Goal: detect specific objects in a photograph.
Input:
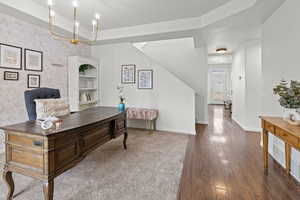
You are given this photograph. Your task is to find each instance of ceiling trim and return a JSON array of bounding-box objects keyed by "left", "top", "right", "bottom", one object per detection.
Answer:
[
  {"left": 96, "top": 0, "right": 257, "bottom": 44},
  {"left": 0, "top": 0, "right": 257, "bottom": 45}
]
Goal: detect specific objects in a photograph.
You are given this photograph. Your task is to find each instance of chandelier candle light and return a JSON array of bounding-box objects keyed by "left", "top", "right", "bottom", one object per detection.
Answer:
[{"left": 47, "top": 0, "right": 100, "bottom": 45}]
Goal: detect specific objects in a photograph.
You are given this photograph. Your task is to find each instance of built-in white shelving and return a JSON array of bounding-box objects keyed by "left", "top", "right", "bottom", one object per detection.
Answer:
[
  {"left": 80, "top": 100, "right": 98, "bottom": 105},
  {"left": 79, "top": 88, "right": 98, "bottom": 91},
  {"left": 68, "top": 56, "right": 99, "bottom": 112},
  {"left": 79, "top": 75, "right": 97, "bottom": 78}
]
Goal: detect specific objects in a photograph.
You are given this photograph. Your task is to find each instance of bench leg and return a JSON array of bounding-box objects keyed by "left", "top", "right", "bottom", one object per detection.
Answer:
[
  {"left": 150, "top": 120, "right": 157, "bottom": 134},
  {"left": 146, "top": 120, "right": 149, "bottom": 130},
  {"left": 149, "top": 120, "right": 153, "bottom": 134}
]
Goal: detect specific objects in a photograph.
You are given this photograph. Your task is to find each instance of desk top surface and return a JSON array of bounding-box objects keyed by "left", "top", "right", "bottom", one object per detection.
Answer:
[
  {"left": 1, "top": 107, "right": 125, "bottom": 136},
  {"left": 261, "top": 116, "right": 300, "bottom": 138}
]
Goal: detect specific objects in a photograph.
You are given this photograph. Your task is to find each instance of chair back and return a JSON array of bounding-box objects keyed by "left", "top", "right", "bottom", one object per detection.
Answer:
[{"left": 24, "top": 88, "right": 60, "bottom": 120}]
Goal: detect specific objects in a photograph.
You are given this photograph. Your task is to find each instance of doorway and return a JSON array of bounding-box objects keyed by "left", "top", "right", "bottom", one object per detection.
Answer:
[{"left": 208, "top": 68, "right": 231, "bottom": 105}]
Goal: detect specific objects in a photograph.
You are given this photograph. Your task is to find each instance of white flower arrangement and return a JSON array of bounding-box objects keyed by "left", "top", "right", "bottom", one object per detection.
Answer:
[{"left": 117, "top": 85, "right": 125, "bottom": 103}]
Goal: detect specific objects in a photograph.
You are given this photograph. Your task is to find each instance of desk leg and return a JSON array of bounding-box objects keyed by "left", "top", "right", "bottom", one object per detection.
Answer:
[
  {"left": 3, "top": 170, "right": 14, "bottom": 200},
  {"left": 263, "top": 129, "right": 269, "bottom": 171},
  {"left": 43, "top": 180, "right": 54, "bottom": 200},
  {"left": 285, "top": 143, "right": 291, "bottom": 174},
  {"left": 123, "top": 131, "right": 128, "bottom": 150}
]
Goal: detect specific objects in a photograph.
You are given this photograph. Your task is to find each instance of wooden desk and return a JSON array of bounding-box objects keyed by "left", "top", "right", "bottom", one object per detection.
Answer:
[
  {"left": 1, "top": 107, "right": 127, "bottom": 200},
  {"left": 261, "top": 116, "right": 300, "bottom": 174}
]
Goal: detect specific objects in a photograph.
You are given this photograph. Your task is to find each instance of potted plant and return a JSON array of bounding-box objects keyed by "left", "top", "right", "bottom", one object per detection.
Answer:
[
  {"left": 117, "top": 85, "right": 126, "bottom": 111},
  {"left": 273, "top": 79, "right": 300, "bottom": 125},
  {"left": 79, "top": 64, "right": 93, "bottom": 75}
]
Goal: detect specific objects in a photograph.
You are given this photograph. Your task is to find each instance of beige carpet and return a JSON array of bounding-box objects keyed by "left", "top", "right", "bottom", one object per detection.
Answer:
[{"left": 0, "top": 129, "right": 188, "bottom": 200}]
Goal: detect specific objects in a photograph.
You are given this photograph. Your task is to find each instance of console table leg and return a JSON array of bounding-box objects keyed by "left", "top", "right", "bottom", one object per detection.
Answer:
[
  {"left": 285, "top": 143, "right": 291, "bottom": 174},
  {"left": 43, "top": 180, "right": 54, "bottom": 200},
  {"left": 3, "top": 170, "right": 15, "bottom": 200},
  {"left": 123, "top": 132, "right": 128, "bottom": 150},
  {"left": 263, "top": 129, "right": 269, "bottom": 171}
]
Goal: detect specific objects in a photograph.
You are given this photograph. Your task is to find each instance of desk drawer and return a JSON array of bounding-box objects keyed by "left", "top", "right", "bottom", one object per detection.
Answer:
[
  {"left": 8, "top": 133, "right": 43, "bottom": 152},
  {"left": 276, "top": 127, "right": 300, "bottom": 147},
  {"left": 54, "top": 141, "right": 79, "bottom": 168},
  {"left": 264, "top": 121, "right": 274, "bottom": 133},
  {"left": 11, "top": 148, "right": 43, "bottom": 169},
  {"left": 82, "top": 126, "right": 110, "bottom": 150},
  {"left": 116, "top": 119, "right": 126, "bottom": 130}
]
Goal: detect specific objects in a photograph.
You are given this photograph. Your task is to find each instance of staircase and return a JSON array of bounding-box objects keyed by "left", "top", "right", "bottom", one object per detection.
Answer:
[{"left": 133, "top": 37, "right": 209, "bottom": 124}]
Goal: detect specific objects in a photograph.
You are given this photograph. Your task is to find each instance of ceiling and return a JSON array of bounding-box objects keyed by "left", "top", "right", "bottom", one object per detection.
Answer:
[
  {"left": 32, "top": 0, "right": 229, "bottom": 30},
  {"left": 201, "top": 0, "right": 285, "bottom": 54}
]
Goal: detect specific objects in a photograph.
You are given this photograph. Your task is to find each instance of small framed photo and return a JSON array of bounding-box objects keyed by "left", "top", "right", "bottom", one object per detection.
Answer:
[
  {"left": 25, "top": 49, "right": 43, "bottom": 72},
  {"left": 121, "top": 64, "right": 136, "bottom": 84},
  {"left": 0, "top": 43, "right": 22, "bottom": 70},
  {"left": 27, "top": 74, "right": 40, "bottom": 88},
  {"left": 138, "top": 70, "right": 153, "bottom": 89},
  {"left": 4, "top": 71, "right": 19, "bottom": 81}
]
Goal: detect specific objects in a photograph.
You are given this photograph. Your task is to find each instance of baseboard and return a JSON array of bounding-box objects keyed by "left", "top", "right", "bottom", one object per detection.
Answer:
[
  {"left": 232, "top": 117, "right": 261, "bottom": 133},
  {"left": 127, "top": 127, "right": 196, "bottom": 135},
  {"left": 196, "top": 121, "right": 209, "bottom": 125}
]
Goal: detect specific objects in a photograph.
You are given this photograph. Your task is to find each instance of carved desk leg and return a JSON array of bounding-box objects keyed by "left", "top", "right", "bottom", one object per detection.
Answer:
[
  {"left": 43, "top": 180, "right": 54, "bottom": 200},
  {"left": 263, "top": 129, "right": 269, "bottom": 172},
  {"left": 3, "top": 170, "right": 15, "bottom": 200},
  {"left": 123, "top": 131, "right": 128, "bottom": 150}
]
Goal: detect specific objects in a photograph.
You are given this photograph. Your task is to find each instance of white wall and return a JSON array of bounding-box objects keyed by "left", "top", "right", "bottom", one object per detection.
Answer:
[
  {"left": 92, "top": 43, "right": 196, "bottom": 135},
  {"left": 232, "top": 47, "right": 246, "bottom": 128},
  {"left": 231, "top": 40, "right": 262, "bottom": 132},
  {"left": 245, "top": 42, "right": 262, "bottom": 130},
  {"left": 135, "top": 38, "right": 209, "bottom": 124},
  {"left": 262, "top": 0, "right": 300, "bottom": 181}
]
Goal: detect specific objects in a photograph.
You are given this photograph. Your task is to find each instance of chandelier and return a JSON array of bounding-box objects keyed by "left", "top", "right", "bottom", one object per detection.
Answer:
[{"left": 47, "top": 0, "right": 100, "bottom": 45}]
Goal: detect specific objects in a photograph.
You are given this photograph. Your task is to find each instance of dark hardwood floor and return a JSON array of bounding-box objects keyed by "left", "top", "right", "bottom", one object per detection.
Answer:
[{"left": 178, "top": 105, "right": 300, "bottom": 200}]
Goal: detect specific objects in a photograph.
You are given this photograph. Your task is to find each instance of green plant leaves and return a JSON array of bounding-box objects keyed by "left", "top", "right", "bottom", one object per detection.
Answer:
[{"left": 274, "top": 80, "right": 300, "bottom": 109}]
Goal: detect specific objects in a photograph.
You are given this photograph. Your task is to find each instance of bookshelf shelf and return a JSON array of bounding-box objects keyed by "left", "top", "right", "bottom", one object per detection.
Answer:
[{"left": 68, "top": 56, "right": 99, "bottom": 112}]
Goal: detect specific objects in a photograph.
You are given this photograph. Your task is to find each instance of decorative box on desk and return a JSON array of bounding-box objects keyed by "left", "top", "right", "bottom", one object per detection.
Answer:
[{"left": 68, "top": 56, "right": 99, "bottom": 112}]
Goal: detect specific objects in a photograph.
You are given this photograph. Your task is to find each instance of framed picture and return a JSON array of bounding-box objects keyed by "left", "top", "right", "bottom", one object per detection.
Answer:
[
  {"left": 0, "top": 43, "right": 22, "bottom": 70},
  {"left": 25, "top": 49, "right": 43, "bottom": 72},
  {"left": 138, "top": 70, "right": 153, "bottom": 89},
  {"left": 121, "top": 64, "right": 136, "bottom": 84},
  {"left": 27, "top": 74, "right": 40, "bottom": 88},
  {"left": 4, "top": 71, "right": 19, "bottom": 81}
]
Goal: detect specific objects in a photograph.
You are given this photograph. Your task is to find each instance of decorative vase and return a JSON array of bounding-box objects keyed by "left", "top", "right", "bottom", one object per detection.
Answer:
[
  {"left": 118, "top": 103, "right": 125, "bottom": 112},
  {"left": 283, "top": 108, "right": 300, "bottom": 125}
]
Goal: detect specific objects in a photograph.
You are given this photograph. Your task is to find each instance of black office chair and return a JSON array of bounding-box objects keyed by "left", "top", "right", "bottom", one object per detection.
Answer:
[{"left": 24, "top": 88, "right": 61, "bottom": 120}]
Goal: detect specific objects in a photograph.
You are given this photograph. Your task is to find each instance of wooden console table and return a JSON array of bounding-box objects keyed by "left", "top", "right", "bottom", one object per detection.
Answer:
[
  {"left": 261, "top": 116, "right": 300, "bottom": 174},
  {"left": 1, "top": 107, "right": 127, "bottom": 200}
]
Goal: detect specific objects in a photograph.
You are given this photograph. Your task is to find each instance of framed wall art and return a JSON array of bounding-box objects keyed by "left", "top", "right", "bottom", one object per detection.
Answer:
[
  {"left": 121, "top": 64, "right": 136, "bottom": 84},
  {"left": 138, "top": 69, "right": 153, "bottom": 89},
  {"left": 27, "top": 74, "right": 41, "bottom": 88},
  {"left": 4, "top": 71, "right": 19, "bottom": 81},
  {"left": 25, "top": 49, "right": 43, "bottom": 72},
  {"left": 0, "top": 43, "right": 22, "bottom": 70}
]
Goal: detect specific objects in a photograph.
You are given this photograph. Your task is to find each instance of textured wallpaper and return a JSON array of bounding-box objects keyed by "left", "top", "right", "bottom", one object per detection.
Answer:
[{"left": 0, "top": 12, "right": 91, "bottom": 152}]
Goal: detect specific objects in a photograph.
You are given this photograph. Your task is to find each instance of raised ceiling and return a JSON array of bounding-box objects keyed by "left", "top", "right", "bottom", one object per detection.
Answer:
[{"left": 32, "top": 0, "right": 229, "bottom": 30}]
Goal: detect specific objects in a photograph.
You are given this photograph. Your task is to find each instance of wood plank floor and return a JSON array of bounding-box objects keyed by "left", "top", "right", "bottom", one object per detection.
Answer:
[{"left": 178, "top": 105, "right": 300, "bottom": 200}]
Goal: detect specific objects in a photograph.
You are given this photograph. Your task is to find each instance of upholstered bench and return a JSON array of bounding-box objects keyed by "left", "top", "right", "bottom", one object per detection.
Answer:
[{"left": 127, "top": 108, "right": 159, "bottom": 132}]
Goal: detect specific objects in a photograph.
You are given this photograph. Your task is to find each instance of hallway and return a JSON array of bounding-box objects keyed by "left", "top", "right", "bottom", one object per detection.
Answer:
[{"left": 178, "top": 105, "right": 300, "bottom": 200}]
